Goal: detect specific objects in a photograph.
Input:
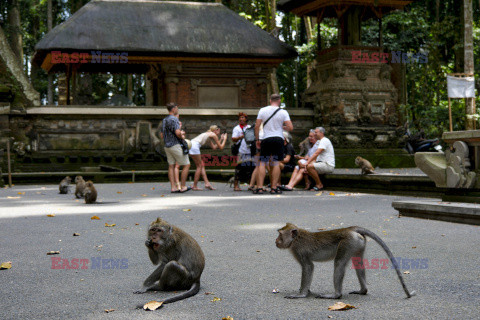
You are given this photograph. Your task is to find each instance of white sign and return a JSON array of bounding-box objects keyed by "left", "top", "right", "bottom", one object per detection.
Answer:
[{"left": 447, "top": 75, "right": 475, "bottom": 98}]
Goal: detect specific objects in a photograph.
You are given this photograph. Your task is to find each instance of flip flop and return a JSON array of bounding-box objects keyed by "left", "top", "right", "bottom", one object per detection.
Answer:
[
  {"left": 234, "top": 188, "right": 242, "bottom": 192},
  {"left": 179, "top": 186, "right": 192, "bottom": 193},
  {"left": 279, "top": 185, "right": 293, "bottom": 191},
  {"left": 253, "top": 188, "right": 264, "bottom": 194},
  {"left": 192, "top": 187, "right": 203, "bottom": 191},
  {"left": 171, "top": 190, "right": 181, "bottom": 193},
  {"left": 205, "top": 185, "right": 216, "bottom": 190},
  {"left": 270, "top": 188, "right": 282, "bottom": 194},
  {"left": 312, "top": 186, "right": 324, "bottom": 191}
]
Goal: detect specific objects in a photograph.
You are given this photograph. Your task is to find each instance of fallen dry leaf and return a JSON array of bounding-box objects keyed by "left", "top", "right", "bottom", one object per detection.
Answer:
[
  {"left": 143, "top": 300, "right": 163, "bottom": 311},
  {"left": 0, "top": 262, "right": 12, "bottom": 270},
  {"left": 211, "top": 297, "right": 222, "bottom": 302},
  {"left": 318, "top": 228, "right": 326, "bottom": 231},
  {"left": 135, "top": 223, "right": 139, "bottom": 226},
  {"left": 329, "top": 192, "right": 335, "bottom": 196},
  {"left": 441, "top": 234, "right": 445, "bottom": 237},
  {"left": 117, "top": 191, "right": 123, "bottom": 194},
  {"left": 160, "top": 195, "right": 165, "bottom": 197},
  {"left": 151, "top": 187, "right": 155, "bottom": 190},
  {"left": 47, "top": 214, "right": 55, "bottom": 217},
  {"left": 412, "top": 246, "right": 416, "bottom": 249},
  {"left": 91, "top": 215, "right": 100, "bottom": 220},
  {"left": 7, "top": 196, "right": 21, "bottom": 199},
  {"left": 105, "top": 223, "right": 116, "bottom": 227},
  {"left": 141, "top": 194, "right": 147, "bottom": 197},
  {"left": 222, "top": 317, "right": 234, "bottom": 320},
  {"left": 104, "top": 309, "right": 115, "bottom": 313},
  {"left": 316, "top": 191, "right": 323, "bottom": 196},
  {"left": 183, "top": 209, "right": 191, "bottom": 212},
  {"left": 328, "top": 301, "right": 356, "bottom": 311},
  {"left": 204, "top": 292, "right": 214, "bottom": 295},
  {"left": 17, "top": 192, "right": 25, "bottom": 195},
  {"left": 73, "top": 233, "right": 80, "bottom": 236},
  {"left": 46, "top": 251, "right": 60, "bottom": 255},
  {"left": 404, "top": 271, "right": 411, "bottom": 274}
]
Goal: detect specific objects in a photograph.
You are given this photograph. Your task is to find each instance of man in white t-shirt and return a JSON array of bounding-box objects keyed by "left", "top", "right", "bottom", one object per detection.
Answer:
[
  {"left": 304, "top": 127, "right": 335, "bottom": 191},
  {"left": 254, "top": 94, "right": 293, "bottom": 194}
]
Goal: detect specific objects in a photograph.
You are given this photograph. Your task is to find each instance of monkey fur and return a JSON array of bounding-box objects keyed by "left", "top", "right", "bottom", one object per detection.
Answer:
[
  {"left": 276, "top": 223, "right": 415, "bottom": 299},
  {"left": 355, "top": 156, "right": 375, "bottom": 175},
  {"left": 84, "top": 180, "right": 97, "bottom": 204},
  {"left": 74, "top": 176, "right": 86, "bottom": 198},
  {"left": 59, "top": 176, "right": 71, "bottom": 194},
  {"left": 134, "top": 218, "right": 205, "bottom": 306},
  {"left": 298, "top": 137, "right": 314, "bottom": 157}
]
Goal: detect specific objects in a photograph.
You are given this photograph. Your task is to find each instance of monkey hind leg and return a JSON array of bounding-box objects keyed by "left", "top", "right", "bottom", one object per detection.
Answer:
[
  {"left": 159, "top": 261, "right": 192, "bottom": 291},
  {"left": 349, "top": 252, "right": 368, "bottom": 295}
]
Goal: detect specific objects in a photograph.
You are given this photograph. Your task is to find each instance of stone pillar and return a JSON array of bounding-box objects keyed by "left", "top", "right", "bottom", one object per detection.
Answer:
[{"left": 165, "top": 77, "right": 179, "bottom": 104}]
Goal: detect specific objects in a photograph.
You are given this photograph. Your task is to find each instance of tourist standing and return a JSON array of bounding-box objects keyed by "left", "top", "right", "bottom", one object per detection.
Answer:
[{"left": 254, "top": 94, "right": 293, "bottom": 194}]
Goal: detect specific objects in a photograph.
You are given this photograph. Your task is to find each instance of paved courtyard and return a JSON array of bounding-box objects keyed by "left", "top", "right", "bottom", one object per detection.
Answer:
[{"left": 0, "top": 182, "right": 479, "bottom": 319}]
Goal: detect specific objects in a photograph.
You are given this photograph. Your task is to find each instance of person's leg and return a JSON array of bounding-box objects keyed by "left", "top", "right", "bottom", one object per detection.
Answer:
[
  {"left": 270, "top": 159, "right": 281, "bottom": 190},
  {"left": 285, "top": 167, "right": 299, "bottom": 187},
  {"left": 307, "top": 163, "right": 323, "bottom": 189},
  {"left": 168, "top": 164, "right": 178, "bottom": 192},
  {"left": 190, "top": 154, "right": 203, "bottom": 190},
  {"left": 180, "top": 164, "right": 190, "bottom": 191},
  {"left": 174, "top": 164, "right": 180, "bottom": 190},
  {"left": 202, "top": 165, "right": 215, "bottom": 190}
]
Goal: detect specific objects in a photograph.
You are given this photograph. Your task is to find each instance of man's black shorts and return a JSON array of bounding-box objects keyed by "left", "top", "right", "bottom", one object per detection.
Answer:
[{"left": 260, "top": 137, "right": 284, "bottom": 162}]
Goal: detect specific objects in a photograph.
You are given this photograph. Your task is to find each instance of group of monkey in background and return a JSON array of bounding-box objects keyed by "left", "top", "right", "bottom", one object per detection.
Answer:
[{"left": 58, "top": 175, "right": 97, "bottom": 204}]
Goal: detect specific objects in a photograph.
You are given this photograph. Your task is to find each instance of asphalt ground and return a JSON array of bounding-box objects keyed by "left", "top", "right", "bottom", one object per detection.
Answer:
[{"left": 0, "top": 182, "right": 479, "bottom": 320}]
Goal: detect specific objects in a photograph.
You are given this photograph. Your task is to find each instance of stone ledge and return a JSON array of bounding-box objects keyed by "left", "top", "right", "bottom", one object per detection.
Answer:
[
  {"left": 392, "top": 200, "right": 480, "bottom": 226},
  {"left": 25, "top": 106, "right": 314, "bottom": 117}
]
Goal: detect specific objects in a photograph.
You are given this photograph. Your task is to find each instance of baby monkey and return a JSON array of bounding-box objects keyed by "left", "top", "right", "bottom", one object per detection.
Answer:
[
  {"left": 276, "top": 223, "right": 415, "bottom": 299},
  {"left": 355, "top": 156, "right": 375, "bottom": 174},
  {"left": 59, "top": 176, "right": 71, "bottom": 194},
  {"left": 134, "top": 218, "right": 205, "bottom": 305},
  {"left": 84, "top": 180, "right": 97, "bottom": 204}
]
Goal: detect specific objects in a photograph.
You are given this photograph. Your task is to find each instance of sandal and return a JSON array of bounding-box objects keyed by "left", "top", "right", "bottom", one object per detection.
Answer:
[
  {"left": 312, "top": 186, "right": 324, "bottom": 191},
  {"left": 253, "top": 188, "right": 264, "bottom": 194},
  {"left": 248, "top": 186, "right": 255, "bottom": 191},
  {"left": 179, "top": 186, "right": 192, "bottom": 193},
  {"left": 205, "top": 185, "right": 216, "bottom": 190},
  {"left": 279, "top": 185, "right": 293, "bottom": 191},
  {"left": 270, "top": 188, "right": 282, "bottom": 194}
]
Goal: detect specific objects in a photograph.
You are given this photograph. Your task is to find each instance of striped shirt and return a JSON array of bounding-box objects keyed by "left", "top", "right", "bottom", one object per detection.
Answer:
[{"left": 162, "top": 115, "right": 180, "bottom": 148}]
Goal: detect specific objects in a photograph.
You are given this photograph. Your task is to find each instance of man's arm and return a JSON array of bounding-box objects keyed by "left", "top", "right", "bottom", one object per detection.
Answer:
[
  {"left": 283, "top": 120, "right": 293, "bottom": 132},
  {"left": 254, "top": 119, "right": 262, "bottom": 149},
  {"left": 305, "top": 148, "right": 324, "bottom": 167}
]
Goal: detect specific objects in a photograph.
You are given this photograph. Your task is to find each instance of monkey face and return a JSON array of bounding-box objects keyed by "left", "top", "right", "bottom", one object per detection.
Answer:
[
  {"left": 75, "top": 176, "right": 83, "bottom": 183},
  {"left": 148, "top": 226, "right": 170, "bottom": 250},
  {"left": 276, "top": 227, "right": 298, "bottom": 249},
  {"left": 355, "top": 156, "right": 361, "bottom": 165}
]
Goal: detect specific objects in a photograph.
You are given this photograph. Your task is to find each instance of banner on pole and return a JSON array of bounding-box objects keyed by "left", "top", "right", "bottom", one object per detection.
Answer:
[{"left": 447, "top": 75, "right": 475, "bottom": 98}]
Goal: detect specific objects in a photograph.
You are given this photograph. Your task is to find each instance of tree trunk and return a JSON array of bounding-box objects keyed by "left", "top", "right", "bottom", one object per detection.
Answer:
[
  {"left": 265, "top": 0, "right": 279, "bottom": 95},
  {"left": 7, "top": 0, "right": 23, "bottom": 63},
  {"left": 464, "top": 0, "right": 476, "bottom": 130},
  {"left": 47, "top": 0, "right": 54, "bottom": 104},
  {"left": 436, "top": 0, "right": 440, "bottom": 22}
]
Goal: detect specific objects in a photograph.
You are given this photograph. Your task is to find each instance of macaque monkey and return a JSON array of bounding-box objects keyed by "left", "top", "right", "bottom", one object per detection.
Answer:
[
  {"left": 355, "top": 156, "right": 375, "bottom": 175},
  {"left": 227, "top": 176, "right": 235, "bottom": 187},
  {"left": 74, "top": 176, "right": 86, "bottom": 198},
  {"left": 84, "top": 180, "right": 97, "bottom": 204},
  {"left": 134, "top": 218, "right": 205, "bottom": 305},
  {"left": 276, "top": 223, "right": 415, "bottom": 299},
  {"left": 298, "top": 137, "right": 313, "bottom": 157},
  {"left": 59, "top": 176, "right": 71, "bottom": 194}
]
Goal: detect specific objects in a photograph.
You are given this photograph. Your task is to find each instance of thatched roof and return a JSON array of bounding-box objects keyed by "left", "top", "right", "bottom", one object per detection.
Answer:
[
  {"left": 277, "top": 0, "right": 413, "bottom": 17},
  {"left": 33, "top": 0, "right": 296, "bottom": 72}
]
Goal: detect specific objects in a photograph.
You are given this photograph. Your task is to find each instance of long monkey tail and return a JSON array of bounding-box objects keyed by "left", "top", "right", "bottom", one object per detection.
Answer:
[
  {"left": 353, "top": 227, "right": 416, "bottom": 298},
  {"left": 136, "top": 281, "right": 201, "bottom": 309}
]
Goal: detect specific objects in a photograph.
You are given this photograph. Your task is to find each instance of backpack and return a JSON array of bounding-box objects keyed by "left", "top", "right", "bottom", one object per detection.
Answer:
[{"left": 244, "top": 127, "right": 256, "bottom": 145}]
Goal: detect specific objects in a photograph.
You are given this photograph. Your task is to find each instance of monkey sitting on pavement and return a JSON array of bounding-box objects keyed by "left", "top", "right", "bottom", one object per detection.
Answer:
[
  {"left": 355, "top": 156, "right": 375, "bottom": 175},
  {"left": 59, "top": 176, "right": 71, "bottom": 194},
  {"left": 74, "top": 176, "right": 86, "bottom": 198},
  {"left": 134, "top": 218, "right": 205, "bottom": 306},
  {"left": 84, "top": 180, "right": 97, "bottom": 204},
  {"left": 276, "top": 223, "right": 415, "bottom": 299}
]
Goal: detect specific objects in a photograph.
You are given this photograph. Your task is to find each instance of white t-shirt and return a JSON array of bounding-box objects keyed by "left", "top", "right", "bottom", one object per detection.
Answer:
[
  {"left": 306, "top": 141, "right": 319, "bottom": 157},
  {"left": 232, "top": 124, "right": 251, "bottom": 155},
  {"left": 257, "top": 106, "right": 291, "bottom": 139},
  {"left": 315, "top": 137, "right": 335, "bottom": 167}
]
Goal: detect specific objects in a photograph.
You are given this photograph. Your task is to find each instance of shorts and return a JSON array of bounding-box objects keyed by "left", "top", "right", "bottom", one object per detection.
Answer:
[
  {"left": 260, "top": 137, "right": 284, "bottom": 163},
  {"left": 295, "top": 159, "right": 307, "bottom": 170},
  {"left": 165, "top": 144, "right": 190, "bottom": 166},
  {"left": 188, "top": 141, "right": 201, "bottom": 155},
  {"left": 313, "top": 162, "right": 334, "bottom": 174}
]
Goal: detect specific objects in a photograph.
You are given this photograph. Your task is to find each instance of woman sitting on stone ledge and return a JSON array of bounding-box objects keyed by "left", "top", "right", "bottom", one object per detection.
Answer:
[{"left": 189, "top": 125, "right": 227, "bottom": 191}]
